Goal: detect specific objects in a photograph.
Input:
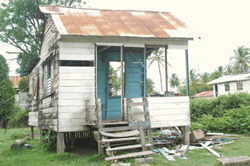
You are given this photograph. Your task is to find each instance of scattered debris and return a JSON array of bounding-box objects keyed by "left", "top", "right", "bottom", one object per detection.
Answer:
[
  {"left": 154, "top": 145, "right": 189, "bottom": 161},
  {"left": 200, "top": 142, "right": 221, "bottom": 158},
  {"left": 10, "top": 139, "right": 32, "bottom": 150},
  {"left": 111, "top": 162, "right": 131, "bottom": 166},
  {"left": 191, "top": 129, "right": 205, "bottom": 142},
  {"left": 152, "top": 128, "right": 182, "bottom": 145},
  {"left": 135, "top": 157, "right": 153, "bottom": 164},
  {"left": 218, "top": 156, "right": 250, "bottom": 166}
]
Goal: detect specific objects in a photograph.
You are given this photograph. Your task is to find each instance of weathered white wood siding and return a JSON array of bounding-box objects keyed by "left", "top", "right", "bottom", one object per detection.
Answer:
[
  {"left": 216, "top": 80, "right": 250, "bottom": 96},
  {"left": 28, "top": 112, "right": 39, "bottom": 127},
  {"left": 57, "top": 42, "right": 95, "bottom": 132},
  {"left": 58, "top": 42, "right": 94, "bottom": 61},
  {"left": 58, "top": 67, "right": 95, "bottom": 132},
  {"left": 148, "top": 96, "right": 190, "bottom": 128}
]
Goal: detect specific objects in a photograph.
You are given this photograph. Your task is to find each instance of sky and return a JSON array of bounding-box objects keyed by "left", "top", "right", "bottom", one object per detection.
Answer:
[{"left": 2, "top": 0, "right": 250, "bottom": 91}]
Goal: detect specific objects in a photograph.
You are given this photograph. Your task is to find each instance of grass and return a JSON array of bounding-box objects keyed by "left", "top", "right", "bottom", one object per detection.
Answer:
[{"left": 0, "top": 128, "right": 250, "bottom": 166}]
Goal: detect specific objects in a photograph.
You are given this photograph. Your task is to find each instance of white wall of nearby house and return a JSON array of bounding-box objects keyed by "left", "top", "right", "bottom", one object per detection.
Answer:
[{"left": 213, "top": 80, "right": 250, "bottom": 96}]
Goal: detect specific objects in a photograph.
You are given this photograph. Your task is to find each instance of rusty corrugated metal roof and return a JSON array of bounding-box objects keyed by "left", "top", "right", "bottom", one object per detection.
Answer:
[
  {"left": 40, "top": 6, "right": 191, "bottom": 39},
  {"left": 193, "top": 91, "right": 214, "bottom": 98}
]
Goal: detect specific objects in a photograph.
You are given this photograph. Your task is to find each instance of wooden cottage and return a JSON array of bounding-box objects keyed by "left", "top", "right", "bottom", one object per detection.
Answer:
[{"left": 28, "top": 5, "right": 193, "bottom": 160}]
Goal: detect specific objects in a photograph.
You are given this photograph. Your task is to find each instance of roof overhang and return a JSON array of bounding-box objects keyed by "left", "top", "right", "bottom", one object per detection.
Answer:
[{"left": 59, "top": 35, "right": 192, "bottom": 49}]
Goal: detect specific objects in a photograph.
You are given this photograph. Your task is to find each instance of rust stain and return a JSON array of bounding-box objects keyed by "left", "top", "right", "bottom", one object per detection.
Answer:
[{"left": 41, "top": 6, "right": 187, "bottom": 38}]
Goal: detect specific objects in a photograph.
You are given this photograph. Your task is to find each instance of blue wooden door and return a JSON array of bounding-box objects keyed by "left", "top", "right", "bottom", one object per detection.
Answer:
[
  {"left": 124, "top": 48, "right": 145, "bottom": 98},
  {"left": 97, "top": 47, "right": 145, "bottom": 120}
]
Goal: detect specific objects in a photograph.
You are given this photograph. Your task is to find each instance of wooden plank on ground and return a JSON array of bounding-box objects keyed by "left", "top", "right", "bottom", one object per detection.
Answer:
[{"left": 105, "top": 151, "right": 154, "bottom": 161}]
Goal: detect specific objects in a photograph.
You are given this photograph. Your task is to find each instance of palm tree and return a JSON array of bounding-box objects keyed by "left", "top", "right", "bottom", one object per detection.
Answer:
[
  {"left": 190, "top": 69, "right": 199, "bottom": 82},
  {"left": 231, "top": 46, "right": 250, "bottom": 73},
  {"left": 170, "top": 73, "right": 180, "bottom": 88},
  {"left": 148, "top": 48, "right": 166, "bottom": 92}
]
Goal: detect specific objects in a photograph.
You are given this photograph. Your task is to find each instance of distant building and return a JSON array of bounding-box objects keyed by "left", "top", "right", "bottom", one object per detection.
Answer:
[
  {"left": 208, "top": 73, "right": 250, "bottom": 97},
  {"left": 193, "top": 90, "right": 214, "bottom": 99},
  {"left": 9, "top": 76, "right": 21, "bottom": 89}
]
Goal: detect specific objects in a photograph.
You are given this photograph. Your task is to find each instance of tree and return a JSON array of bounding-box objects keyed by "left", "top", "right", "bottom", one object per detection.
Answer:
[
  {"left": 231, "top": 46, "right": 250, "bottom": 73},
  {"left": 18, "top": 77, "right": 29, "bottom": 92},
  {"left": 0, "top": 55, "right": 15, "bottom": 131},
  {"left": 190, "top": 69, "right": 199, "bottom": 82},
  {"left": 200, "top": 72, "right": 210, "bottom": 83},
  {"left": 170, "top": 73, "right": 180, "bottom": 88},
  {"left": 0, "top": 0, "right": 86, "bottom": 75},
  {"left": 148, "top": 48, "right": 166, "bottom": 92},
  {"left": 147, "top": 79, "right": 155, "bottom": 96}
]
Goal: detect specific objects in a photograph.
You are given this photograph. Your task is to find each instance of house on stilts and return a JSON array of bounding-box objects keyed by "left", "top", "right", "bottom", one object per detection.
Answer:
[{"left": 28, "top": 5, "right": 193, "bottom": 160}]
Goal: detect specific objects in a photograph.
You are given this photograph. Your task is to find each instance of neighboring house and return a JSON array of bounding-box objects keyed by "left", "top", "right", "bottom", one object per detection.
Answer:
[
  {"left": 192, "top": 90, "right": 214, "bottom": 99},
  {"left": 28, "top": 5, "right": 193, "bottom": 158},
  {"left": 9, "top": 76, "right": 21, "bottom": 89},
  {"left": 208, "top": 73, "right": 250, "bottom": 97}
]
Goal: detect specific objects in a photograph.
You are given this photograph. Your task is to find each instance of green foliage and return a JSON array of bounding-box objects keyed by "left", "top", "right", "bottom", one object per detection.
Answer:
[
  {"left": 191, "top": 98, "right": 214, "bottom": 121},
  {"left": 191, "top": 93, "right": 250, "bottom": 120},
  {"left": 0, "top": 55, "right": 9, "bottom": 79},
  {"left": 191, "top": 93, "right": 250, "bottom": 133},
  {"left": 197, "top": 106, "right": 250, "bottom": 134},
  {"left": 0, "top": 0, "right": 86, "bottom": 75},
  {"left": 0, "top": 55, "right": 16, "bottom": 127},
  {"left": 10, "top": 132, "right": 27, "bottom": 140},
  {"left": 9, "top": 106, "right": 28, "bottom": 128},
  {"left": 231, "top": 46, "right": 250, "bottom": 74},
  {"left": 41, "top": 130, "right": 57, "bottom": 151},
  {"left": 147, "top": 78, "right": 155, "bottom": 96},
  {"left": 18, "top": 77, "right": 29, "bottom": 92},
  {"left": 170, "top": 73, "right": 180, "bottom": 88}
]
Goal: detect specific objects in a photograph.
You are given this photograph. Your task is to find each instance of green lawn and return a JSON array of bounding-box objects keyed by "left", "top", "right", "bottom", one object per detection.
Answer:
[{"left": 0, "top": 128, "right": 250, "bottom": 166}]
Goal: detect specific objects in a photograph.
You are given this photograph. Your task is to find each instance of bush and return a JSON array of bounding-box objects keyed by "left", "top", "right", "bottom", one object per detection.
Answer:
[
  {"left": 191, "top": 93, "right": 250, "bottom": 120},
  {"left": 196, "top": 106, "right": 250, "bottom": 134},
  {"left": 9, "top": 106, "right": 28, "bottom": 128}
]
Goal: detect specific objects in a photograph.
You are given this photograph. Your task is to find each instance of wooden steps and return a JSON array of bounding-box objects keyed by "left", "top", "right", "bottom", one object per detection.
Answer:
[
  {"left": 100, "top": 130, "right": 139, "bottom": 138},
  {"left": 106, "top": 144, "right": 152, "bottom": 152},
  {"left": 105, "top": 151, "right": 154, "bottom": 161},
  {"left": 102, "top": 126, "right": 138, "bottom": 132},
  {"left": 102, "top": 137, "right": 140, "bottom": 143}
]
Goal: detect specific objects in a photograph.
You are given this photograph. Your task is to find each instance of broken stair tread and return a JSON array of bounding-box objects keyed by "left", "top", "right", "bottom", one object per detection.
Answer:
[
  {"left": 102, "top": 126, "right": 138, "bottom": 132},
  {"left": 105, "top": 151, "right": 155, "bottom": 161},
  {"left": 106, "top": 144, "right": 152, "bottom": 151},
  {"left": 100, "top": 130, "right": 139, "bottom": 138},
  {"left": 102, "top": 137, "right": 140, "bottom": 143}
]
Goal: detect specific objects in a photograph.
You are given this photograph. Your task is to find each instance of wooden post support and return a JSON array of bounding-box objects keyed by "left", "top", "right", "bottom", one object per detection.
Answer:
[
  {"left": 97, "top": 99, "right": 102, "bottom": 129},
  {"left": 184, "top": 48, "right": 191, "bottom": 145},
  {"left": 139, "top": 128, "right": 146, "bottom": 151},
  {"left": 57, "top": 132, "right": 65, "bottom": 153},
  {"left": 184, "top": 126, "right": 190, "bottom": 145},
  {"left": 31, "top": 126, "right": 34, "bottom": 139}
]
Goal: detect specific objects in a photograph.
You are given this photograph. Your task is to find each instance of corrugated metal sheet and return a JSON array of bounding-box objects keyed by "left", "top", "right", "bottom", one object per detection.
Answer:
[
  {"left": 208, "top": 73, "right": 250, "bottom": 85},
  {"left": 193, "top": 90, "right": 214, "bottom": 98},
  {"left": 40, "top": 6, "right": 191, "bottom": 38}
]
